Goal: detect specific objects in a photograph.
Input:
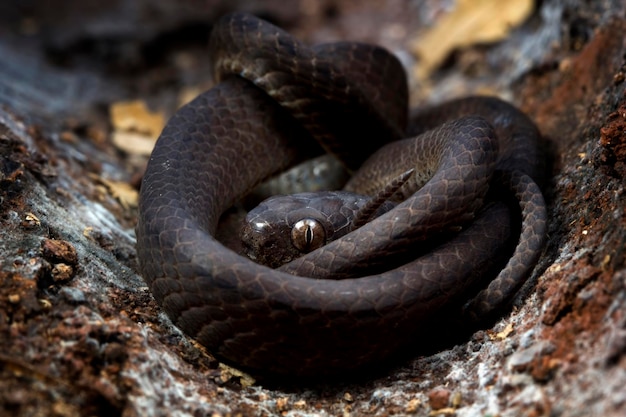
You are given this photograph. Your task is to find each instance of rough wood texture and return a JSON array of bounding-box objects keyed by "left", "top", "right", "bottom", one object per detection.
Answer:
[{"left": 1, "top": 0, "right": 625, "bottom": 416}]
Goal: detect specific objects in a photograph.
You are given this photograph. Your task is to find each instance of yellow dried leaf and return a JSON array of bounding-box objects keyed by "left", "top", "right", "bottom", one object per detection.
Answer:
[
  {"left": 411, "top": 0, "right": 534, "bottom": 78},
  {"left": 89, "top": 174, "right": 139, "bottom": 209},
  {"left": 110, "top": 100, "right": 164, "bottom": 136},
  {"left": 111, "top": 131, "right": 158, "bottom": 156},
  {"left": 493, "top": 322, "right": 515, "bottom": 340}
]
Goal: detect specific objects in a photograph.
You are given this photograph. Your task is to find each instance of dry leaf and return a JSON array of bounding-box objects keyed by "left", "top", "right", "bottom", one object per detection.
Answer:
[
  {"left": 492, "top": 322, "right": 515, "bottom": 340},
  {"left": 89, "top": 173, "right": 139, "bottom": 209},
  {"left": 217, "top": 363, "right": 256, "bottom": 387},
  {"left": 111, "top": 131, "right": 159, "bottom": 156},
  {"left": 411, "top": 0, "right": 534, "bottom": 78},
  {"left": 110, "top": 100, "right": 165, "bottom": 156}
]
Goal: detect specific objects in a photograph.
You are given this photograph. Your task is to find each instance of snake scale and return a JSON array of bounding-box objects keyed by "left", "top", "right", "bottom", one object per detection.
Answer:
[{"left": 136, "top": 13, "right": 547, "bottom": 377}]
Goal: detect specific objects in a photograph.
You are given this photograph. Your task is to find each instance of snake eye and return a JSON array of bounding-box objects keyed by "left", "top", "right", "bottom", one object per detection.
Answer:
[{"left": 291, "top": 218, "right": 326, "bottom": 253}]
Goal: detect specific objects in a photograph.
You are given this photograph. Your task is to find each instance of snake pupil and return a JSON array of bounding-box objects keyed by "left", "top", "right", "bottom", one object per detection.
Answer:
[
  {"left": 291, "top": 218, "right": 326, "bottom": 253},
  {"left": 305, "top": 225, "right": 314, "bottom": 245}
]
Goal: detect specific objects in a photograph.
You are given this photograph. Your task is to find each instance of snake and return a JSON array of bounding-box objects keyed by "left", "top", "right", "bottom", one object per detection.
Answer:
[{"left": 135, "top": 12, "right": 547, "bottom": 377}]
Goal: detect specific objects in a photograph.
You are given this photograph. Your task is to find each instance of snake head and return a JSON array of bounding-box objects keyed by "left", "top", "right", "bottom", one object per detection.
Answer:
[{"left": 240, "top": 191, "right": 394, "bottom": 268}]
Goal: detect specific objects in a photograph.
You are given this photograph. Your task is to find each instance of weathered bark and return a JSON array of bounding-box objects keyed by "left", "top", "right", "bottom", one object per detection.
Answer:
[{"left": 1, "top": 1, "right": 625, "bottom": 416}]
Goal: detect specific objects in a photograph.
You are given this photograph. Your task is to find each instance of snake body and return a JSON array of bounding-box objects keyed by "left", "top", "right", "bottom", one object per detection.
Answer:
[{"left": 136, "top": 13, "right": 547, "bottom": 376}]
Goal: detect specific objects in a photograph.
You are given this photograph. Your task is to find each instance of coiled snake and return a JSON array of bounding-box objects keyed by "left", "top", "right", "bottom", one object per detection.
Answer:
[{"left": 136, "top": 13, "right": 547, "bottom": 377}]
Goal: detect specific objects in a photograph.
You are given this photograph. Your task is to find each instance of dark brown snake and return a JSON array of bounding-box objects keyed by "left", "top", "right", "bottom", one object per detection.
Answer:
[{"left": 136, "top": 13, "right": 547, "bottom": 377}]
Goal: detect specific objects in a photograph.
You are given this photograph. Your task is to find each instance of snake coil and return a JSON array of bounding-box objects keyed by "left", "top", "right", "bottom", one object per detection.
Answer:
[{"left": 136, "top": 13, "right": 547, "bottom": 377}]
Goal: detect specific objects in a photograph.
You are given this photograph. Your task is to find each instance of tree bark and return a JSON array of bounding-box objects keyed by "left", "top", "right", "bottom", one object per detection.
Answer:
[{"left": 1, "top": 1, "right": 625, "bottom": 416}]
